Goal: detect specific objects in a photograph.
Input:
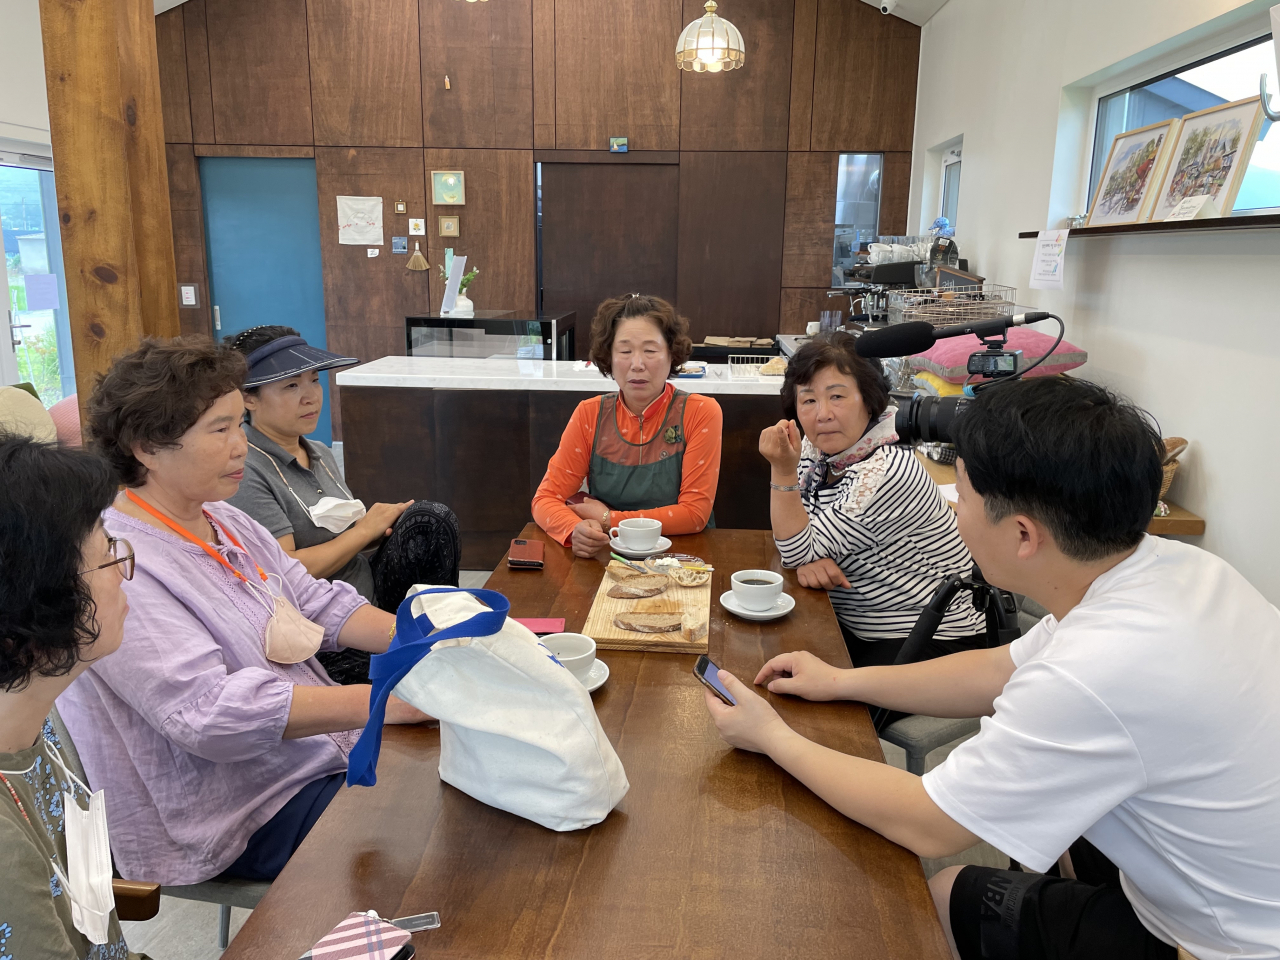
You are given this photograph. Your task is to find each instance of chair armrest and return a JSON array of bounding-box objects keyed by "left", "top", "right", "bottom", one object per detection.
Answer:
[{"left": 112, "top": 879, "right": 161, "bottom": 922}]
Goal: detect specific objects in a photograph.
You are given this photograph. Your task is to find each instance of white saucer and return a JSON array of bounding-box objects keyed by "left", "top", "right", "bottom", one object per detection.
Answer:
[
  {"left": 720, "top": 590, "right": 796, "bottom": 621},
  {"left": 610, "top": 536, "right": 672, "bottom": 559},
  {"left": 580, "top": 658, "right": 610, "bottom": 693}
]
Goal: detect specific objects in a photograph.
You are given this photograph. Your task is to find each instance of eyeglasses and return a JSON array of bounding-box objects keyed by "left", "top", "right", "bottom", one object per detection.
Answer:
[{"left": 82, "top": 537, "right": 135, "bottom": 581}]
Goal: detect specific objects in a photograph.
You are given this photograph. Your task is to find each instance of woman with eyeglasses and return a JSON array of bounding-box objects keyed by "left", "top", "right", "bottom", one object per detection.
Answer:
[
  {"left": 0, "top": 434, "right": 137, "bottom": 958},
  {"left": 56, "top": 337, "right": 428, "bottom": 889},
  {"left": 224, "top": 325, "right": 461, "bottom": 684}
]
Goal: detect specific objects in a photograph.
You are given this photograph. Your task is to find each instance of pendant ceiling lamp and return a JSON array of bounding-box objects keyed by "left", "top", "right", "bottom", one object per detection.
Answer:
[{"left": 676, "top": 1, "right": 745, "bottom": 74}]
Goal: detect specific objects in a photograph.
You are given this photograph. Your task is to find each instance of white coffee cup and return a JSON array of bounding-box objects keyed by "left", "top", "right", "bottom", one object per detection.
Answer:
[
  {"left": 610, "top": 517, "right": 661, "bottom": 551},
  {"left": 542, "top": 632, "right": 597, "bottom": 684},
  {"left": 731, "top": 569, "right": 784, "bottom": 611},
  {"left": 806, "top": 321, "right": 821, "bottom": 336}
]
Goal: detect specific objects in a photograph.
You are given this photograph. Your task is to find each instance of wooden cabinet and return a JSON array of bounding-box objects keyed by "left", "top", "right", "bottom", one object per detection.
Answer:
[
  {"left": 679, "top": 0, "right": 794, "bottom": 152},
  {"left": 676, "top": 152, "right": 787, "bottom": 340},
  {"left": 420, "top": 0, "right": 533, "bottom": 149},
  {"left": 423, "top": 149, "right": 536, "bottom": 314},
  {"left": 553, "top": 0, "right": 682, "bottom": 150},
  {"left": 308, "top": 0, "right": 424, "bottom": 146},
  {"left": 207, "top": 0, "right": 313, "bottom": 145}
]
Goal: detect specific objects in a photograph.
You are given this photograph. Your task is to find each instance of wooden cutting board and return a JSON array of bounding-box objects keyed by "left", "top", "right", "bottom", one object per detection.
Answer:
[{"left": 581, "top": 573, "right": 712, "bottom": 654}]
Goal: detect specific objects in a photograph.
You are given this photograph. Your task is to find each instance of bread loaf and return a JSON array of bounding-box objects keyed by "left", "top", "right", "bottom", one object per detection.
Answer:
[
  {"left": 606, "top": 574, "right": 670, "bottom": 599},
  {"left": 613, "top": 612, "right": 684, "bottom": 634}
]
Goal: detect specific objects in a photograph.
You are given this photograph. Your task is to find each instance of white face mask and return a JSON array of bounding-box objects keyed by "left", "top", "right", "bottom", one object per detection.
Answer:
[
  {"left": 249, "top": 442, "right": 367, "bottom": 534},
  {"left": 48, "top": 756, "right": 115, "bottom": 945},
  {"left": 306, "top": 495, "right": 367, "bottom": 534}
]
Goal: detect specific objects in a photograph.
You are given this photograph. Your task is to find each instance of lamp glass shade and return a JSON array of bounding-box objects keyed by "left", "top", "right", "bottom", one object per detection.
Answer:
[{"left": 676, "top": 1, "right": 745, "bottom": 73}]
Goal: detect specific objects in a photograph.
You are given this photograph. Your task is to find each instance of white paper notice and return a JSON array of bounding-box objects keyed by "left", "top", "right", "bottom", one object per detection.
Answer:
[
  {"left": 1029, "top": 229, "right": 1068, "bottom": 291},
  {"left": 337, "top": 196, "right": 383, "bottom": 245},
  {"left": 367, "top": 248, "right": 379, "bottom": 257},
  {"left": 1164, "top": 195, "right": 1220, "bottom": 221},
  {"left": 440, "top": 254, "right": 467, "bottom": 315}
]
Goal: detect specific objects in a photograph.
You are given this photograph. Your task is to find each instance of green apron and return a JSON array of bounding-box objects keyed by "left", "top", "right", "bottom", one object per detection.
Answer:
[{"left": 588, "top": 389, "right": 714, "bottom": 526}]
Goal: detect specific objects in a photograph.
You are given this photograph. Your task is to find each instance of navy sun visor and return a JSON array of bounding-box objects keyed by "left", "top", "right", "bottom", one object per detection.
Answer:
[{"left": 243, "top": 336, "right": 359, "bottom": 388}]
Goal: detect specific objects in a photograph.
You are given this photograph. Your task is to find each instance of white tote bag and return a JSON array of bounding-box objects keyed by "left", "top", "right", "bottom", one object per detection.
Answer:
[{"left": 346, "top": 587, "right": 629, "bottom": 831}]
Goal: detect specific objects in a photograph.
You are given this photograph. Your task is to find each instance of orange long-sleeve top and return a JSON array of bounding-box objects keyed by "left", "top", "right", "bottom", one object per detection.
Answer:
[{"left": 532, "top": 384, "right": 723, "bottom": 546}]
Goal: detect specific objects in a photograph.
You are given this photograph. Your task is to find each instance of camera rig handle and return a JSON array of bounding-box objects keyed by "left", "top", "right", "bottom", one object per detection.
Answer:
[{"left": 870, "top": 565, "right": 1020, "bottom": 732}]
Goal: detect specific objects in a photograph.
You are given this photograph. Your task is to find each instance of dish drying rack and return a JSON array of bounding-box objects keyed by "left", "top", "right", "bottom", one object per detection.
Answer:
[
  {"left": 728, "top": 355, "right": 772, "bottom": 379},
  {"left": 887, "top": 284, "right": 1016, "bottom": 328}
]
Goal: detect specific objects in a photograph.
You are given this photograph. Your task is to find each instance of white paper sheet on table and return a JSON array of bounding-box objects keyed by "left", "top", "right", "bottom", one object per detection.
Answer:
[
  {"left": 938, "top": 483, "right": 958, "bottom": 505},
  {"left": 337, "top": 196, "right": 384, "bottom": 245}
]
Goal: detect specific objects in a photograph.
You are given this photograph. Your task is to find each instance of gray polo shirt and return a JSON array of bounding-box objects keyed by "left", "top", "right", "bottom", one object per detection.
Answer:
[{"left": 228, "top": 423, "right": 375, "bottom": 600}]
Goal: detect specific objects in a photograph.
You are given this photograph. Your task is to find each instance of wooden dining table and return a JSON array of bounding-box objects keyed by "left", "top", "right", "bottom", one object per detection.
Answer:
[{"left": 221, "top": 525, "right": 951, "bottom": 959}]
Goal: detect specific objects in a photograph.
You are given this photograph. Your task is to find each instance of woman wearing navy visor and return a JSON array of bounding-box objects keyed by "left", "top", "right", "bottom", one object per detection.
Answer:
[{"left": 227, "top": 326, "right": 460, "bottom": 683}]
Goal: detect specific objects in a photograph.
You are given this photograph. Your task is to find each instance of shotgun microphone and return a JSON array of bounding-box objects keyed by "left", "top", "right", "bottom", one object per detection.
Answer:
[{"left": 854, "top": 312, "right": 1053, "bottom": 358}]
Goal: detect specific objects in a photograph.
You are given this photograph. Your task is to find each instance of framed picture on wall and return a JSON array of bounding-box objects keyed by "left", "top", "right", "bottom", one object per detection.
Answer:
[
  {"left": 1086, "top": 119, "right": 1180, "bottom": 226},
  {"left": 1148, "top": 96, "right": 1265, "bottom": 221},
  {"left": 431, "top": 171, "right": 465, "bottom": 206}
]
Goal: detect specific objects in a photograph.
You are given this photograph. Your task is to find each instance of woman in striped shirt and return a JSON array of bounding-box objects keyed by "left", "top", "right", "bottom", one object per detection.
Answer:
[{"left": 760, "top": 333, "right": 986, "bottom": 666}]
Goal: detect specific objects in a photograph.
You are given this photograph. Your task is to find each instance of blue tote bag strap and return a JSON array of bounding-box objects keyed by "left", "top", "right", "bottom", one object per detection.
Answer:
[{"left": 346, "top": 587, "right": 510, "bottom": 787}]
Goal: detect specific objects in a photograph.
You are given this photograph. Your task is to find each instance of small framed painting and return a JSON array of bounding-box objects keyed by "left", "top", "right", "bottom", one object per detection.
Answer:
[
  {"left": 1148, "top": 96, "right": 1265, "bottom": 221},
  {"left": 1086, "top": 119, "right": 1179, "bottom": 226},
  {"left": 431, "top": 171, "right": 465, "bottom": 206},
  {"left": 393, "top": 200, "right": 407, "bottom": 214},
  {"left": 438, "top": 215, "right": 460, "bottom": 237}
]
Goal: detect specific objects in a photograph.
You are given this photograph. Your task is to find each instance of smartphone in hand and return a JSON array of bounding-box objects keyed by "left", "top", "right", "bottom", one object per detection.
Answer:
[{"left": 694, "top": 654, "right": 737, "bottom": 706}]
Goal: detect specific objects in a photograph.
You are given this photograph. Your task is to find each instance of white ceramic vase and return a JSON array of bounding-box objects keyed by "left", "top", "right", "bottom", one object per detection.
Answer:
[{"left": 451, "top": 291, "right": 475, "bottom": 318}]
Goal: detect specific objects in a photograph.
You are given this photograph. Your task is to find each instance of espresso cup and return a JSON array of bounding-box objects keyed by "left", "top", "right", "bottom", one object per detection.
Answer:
[
  {"left": 542, "top": 632, "right": 597, "bottom": 684},
  {"left": 609, "top": 517, "right": 662, "bottom": 551},
  {"left": 731, "top": 569, "right": 784, "bottom": 611}
]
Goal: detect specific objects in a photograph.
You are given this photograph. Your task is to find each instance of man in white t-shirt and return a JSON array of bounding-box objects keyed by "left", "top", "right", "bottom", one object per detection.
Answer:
[{"left": 703, "top": 376, "right": 1280, "bottom": 960}]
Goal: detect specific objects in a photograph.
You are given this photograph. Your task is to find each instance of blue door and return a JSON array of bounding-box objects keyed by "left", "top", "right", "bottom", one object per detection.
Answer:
[{"left": 200, "top": 158, "right": 334, "bottom": 443}]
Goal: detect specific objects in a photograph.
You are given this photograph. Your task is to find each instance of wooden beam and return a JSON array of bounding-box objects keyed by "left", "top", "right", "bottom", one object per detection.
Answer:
[{"left": 39, "top": 0, "right": 180, "bottom": 417}]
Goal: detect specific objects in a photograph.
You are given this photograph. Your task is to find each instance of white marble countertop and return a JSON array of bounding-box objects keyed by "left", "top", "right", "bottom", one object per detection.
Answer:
[{"left": 336, "top": 356, "right": 785, "bottom": 395}]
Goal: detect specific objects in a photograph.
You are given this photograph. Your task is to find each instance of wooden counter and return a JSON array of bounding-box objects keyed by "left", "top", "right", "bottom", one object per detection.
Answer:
[{"left": 914, "top": 454, "right": 1205, "bottom": 536}]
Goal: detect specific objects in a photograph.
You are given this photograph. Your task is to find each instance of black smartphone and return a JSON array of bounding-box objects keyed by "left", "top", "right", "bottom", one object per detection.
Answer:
[
  {"left": 694, "top": 655, "right": 737, "bottom": 706},
  {"left": 390, "top": 946, "right": 415, "bottom": 960}
]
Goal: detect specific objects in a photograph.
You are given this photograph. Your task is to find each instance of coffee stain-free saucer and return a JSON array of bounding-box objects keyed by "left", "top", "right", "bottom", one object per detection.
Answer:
[
  {"left": 720, "top": 591, "right": 795, "bottom": 621},
  {"left": 609, "top": 536, "right": 672, "bottom": 559},
  {"left": 581, "top": 659, "right": 610, "bottom": 693}
]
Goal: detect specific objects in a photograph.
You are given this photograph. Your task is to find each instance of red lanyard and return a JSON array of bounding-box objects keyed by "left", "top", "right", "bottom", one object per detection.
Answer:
[{"left": 124, "top": 490, "right": 268, "bottom": 585}]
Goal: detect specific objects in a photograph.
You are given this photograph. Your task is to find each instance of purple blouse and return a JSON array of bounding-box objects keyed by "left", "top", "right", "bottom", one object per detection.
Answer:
[{"left": 57, "top": 500, "right": 368, "bottom": 885}]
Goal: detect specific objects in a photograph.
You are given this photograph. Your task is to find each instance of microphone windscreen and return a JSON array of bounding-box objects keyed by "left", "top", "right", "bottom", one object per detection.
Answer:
[{"left": 854, "top": 321, "right": 936, "bottom": 358}]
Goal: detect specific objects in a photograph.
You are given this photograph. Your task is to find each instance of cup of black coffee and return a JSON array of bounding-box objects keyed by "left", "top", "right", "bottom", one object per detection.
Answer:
[{"left": 730, "top": 569, "right": 784, "bottom": 611}]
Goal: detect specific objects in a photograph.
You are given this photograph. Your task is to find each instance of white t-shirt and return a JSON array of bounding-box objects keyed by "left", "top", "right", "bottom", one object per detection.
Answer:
[{"left": 923, "top": 536, "right": 1280, "bottom": 960}]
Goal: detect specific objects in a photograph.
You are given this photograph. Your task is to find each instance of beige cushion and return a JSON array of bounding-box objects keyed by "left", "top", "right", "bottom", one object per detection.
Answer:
[{"left": 0, "top": 385, "right": 57, "bottom": 443}]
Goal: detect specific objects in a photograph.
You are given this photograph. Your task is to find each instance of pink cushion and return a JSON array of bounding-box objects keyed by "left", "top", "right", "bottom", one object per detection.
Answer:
[
  {"left": 909, "top": 328, "right": 1087, "bottom": 383},
  {"left": 48, "top": 395, "right": 83, "bottom": 448}
]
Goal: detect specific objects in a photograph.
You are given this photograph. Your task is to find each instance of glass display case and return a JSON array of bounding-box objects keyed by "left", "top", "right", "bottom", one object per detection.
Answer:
[{"left": 405, "top": 311, "right": 575, "bottom": 360}]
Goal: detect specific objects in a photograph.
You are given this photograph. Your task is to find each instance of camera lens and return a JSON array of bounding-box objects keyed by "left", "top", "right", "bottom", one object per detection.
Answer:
[{"left": 896, "top": 395, "right": 969, "bottom": 444}]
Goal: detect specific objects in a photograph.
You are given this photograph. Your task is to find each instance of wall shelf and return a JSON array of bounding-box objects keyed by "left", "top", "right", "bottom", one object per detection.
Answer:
[{"left": 1018, "top": 212, "right": 1280, "bottom": 239}]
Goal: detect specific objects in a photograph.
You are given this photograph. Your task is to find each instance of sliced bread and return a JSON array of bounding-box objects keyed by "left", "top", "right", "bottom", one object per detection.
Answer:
[
  {"left": 606, "top": 559, "right": 647, "bottom": 582},
  {"left": 606, "top": 574, "right": 670, "bottom": 599},
  {"left": 613, "top": 612, "right": 684, "bottom": 634},
  {"left": 681, "top": 617, "right": 708, "bottom": 643}
]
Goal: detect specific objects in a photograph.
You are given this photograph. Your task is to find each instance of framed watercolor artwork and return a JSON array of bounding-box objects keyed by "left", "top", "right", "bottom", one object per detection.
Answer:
[
  {"left": 438, "top": 215, "right": 460, "bottom": 237},
  {"left": 1086, "top": 119, "right": 1179, "bottom": 226},
  {"left": 1149, "top": 96, "right": 1265, "bottom": 221},
  {"left": 431, "top": 171, "right": 465, "bottom": 206}
]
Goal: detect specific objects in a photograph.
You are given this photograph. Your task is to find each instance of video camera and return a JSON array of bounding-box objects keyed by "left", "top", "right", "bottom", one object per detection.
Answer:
[{"left": 854, "top": 312, "right": 1064, "bottom": 445}]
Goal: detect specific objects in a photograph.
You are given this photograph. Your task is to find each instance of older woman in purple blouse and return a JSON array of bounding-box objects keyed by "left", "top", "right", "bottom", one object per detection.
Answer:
[{"left": 57, "top": 338, "right": 426, "bottom": 887}]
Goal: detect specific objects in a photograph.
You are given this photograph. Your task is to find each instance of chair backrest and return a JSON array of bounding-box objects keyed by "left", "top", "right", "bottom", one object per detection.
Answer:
[{"left": 46, "top": 705, "right": 90, "bottom": 786}]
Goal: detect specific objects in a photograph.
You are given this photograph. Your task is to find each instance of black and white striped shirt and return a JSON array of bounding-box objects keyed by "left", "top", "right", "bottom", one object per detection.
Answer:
[{"left": 776, "top": 444, "right": 985, "bottom": 641}]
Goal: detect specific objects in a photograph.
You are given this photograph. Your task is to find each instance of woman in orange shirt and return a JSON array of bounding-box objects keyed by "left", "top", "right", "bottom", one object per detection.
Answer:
[{"left": 532, "top": 294, "right": 723, "bottom": 557}]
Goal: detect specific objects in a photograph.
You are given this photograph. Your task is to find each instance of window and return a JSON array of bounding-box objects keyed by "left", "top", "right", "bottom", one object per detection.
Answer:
[
  {"left": 940, "top": 149, "right": 962, "bottom": 229},
  {"left": 1090, "top": 35, "right": 1280, "bottom": 213},
  {"left": 1, "top": 163, "right": 74, "bottom": 404},
  {"left": 831, "top": 153, "right": 882, "bottom": 285}
]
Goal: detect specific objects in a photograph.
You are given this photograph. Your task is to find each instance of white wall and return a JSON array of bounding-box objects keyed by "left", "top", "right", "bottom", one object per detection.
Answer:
[
  {"left": 0, "top": 0, "right": 52, "bottom": 149},
  {"left": 911, "top": 0, "right": 1280, "bottom": 603}
]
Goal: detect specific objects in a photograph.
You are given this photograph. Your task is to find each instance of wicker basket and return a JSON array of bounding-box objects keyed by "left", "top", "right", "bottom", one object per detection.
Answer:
[{"left": 1160, "top": 437, "right": 1187, "bottom": 499}]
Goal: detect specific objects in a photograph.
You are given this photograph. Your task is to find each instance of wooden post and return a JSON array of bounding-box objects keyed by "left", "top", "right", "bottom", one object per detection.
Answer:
[{"left": 39, "top": 0, "right": 180, "bottom": 416}]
